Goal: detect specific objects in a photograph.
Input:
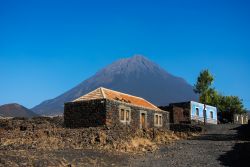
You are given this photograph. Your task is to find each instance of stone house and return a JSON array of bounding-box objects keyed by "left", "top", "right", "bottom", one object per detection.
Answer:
[
  {"left": 233, "top": 114, "right": 248, "bottom": 124},
  {"left": 64, "top": 87, "right": 169, "bottom": 129},
  {"left": 160, "top": 101, "right": 217, "bottom": 125},
  {"left": 159, "top": 104, "right": 190, "bottom": 124}
]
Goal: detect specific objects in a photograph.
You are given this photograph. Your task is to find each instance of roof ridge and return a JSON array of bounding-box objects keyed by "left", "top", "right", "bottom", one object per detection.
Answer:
[
  {"left": 73, "top": 87, "right": 104, "bottom": 102},
  {"left": 100, "top": 87, "right": 106, "bottom": 98}
]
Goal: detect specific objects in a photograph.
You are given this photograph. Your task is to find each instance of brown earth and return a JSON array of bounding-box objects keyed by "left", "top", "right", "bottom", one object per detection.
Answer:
[
  {"left": 2, "top": 117, "right": 248, "bottom": 167},
  {"left": 0, "top": 117, "right": 199, "bottom": 166}
]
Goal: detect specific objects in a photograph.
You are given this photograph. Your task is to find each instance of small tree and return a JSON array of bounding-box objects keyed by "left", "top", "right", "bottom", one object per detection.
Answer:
[
  {"left": 194, "top": 69, "right": 246, "bottom": 123},
  {"left": 217, "top": 96, "right": 246, "bottom": 122},
  {"left": 207, "top": 88, "right": 221, "bottom": 106},
  {"left": 194, "top": 69, "right": 214, "bottom": 104},
  {"left": 220, "top": 96, "right": 245, "bottom": 114}
]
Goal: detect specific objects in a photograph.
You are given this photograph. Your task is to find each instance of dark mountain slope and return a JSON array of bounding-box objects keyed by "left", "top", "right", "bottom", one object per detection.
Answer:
[
  {"left": 0, "top": 103, "right": 38, "bottom": 118},
  {"left": 32, "top": 55, "right": 197, "bottom": 115}
]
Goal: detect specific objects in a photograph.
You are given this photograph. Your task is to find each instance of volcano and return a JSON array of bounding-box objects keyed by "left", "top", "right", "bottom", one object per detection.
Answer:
[{"left": 32, "top": 55, "right": 197, "bottom": 115}]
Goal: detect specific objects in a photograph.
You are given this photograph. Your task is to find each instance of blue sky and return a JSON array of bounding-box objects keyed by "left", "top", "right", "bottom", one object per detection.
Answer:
[{"left": 0, "top": 0, "right": 249, "bottom": 109}]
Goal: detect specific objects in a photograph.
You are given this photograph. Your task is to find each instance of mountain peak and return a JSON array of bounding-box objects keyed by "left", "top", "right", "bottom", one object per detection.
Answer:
[
  {"left": 4, "top": 103, "right": 21, "bottom": 107},
  {"left": 99, "top": 55, "right": 162, "bottom": 76},
  {"left": 130, "top": 54, "right": 148, "bottom": 60},
  {"left": 124, "top": 54, "right": 151, "bottom": 64},
  {"left": 127, "top": 55, "right": 154, "bottom": 67},
  {"left": 0, "top": 103, "right": 38, "bottom": 118},
  {"left": 113, "top": 54, "right": 149, "bottom": 65},
  {"left": 1, "top": 103, "right": 23, "bottom": 108}
]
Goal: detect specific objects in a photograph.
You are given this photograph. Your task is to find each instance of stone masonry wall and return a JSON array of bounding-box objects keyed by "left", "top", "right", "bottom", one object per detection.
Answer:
[
  {"left": 64, "top": 99, "right": 169, "bottom": 129},
  {"left": 105, "top": 99, "right": 169, "bottom": 130},
  {"left": 160, "top": 103, "right": 191, "bottom": 124},
  {"left": 233, "top": 114, "right": 249, "bottom": 124},
  {"left": 171, "top": 106, "right": 190, "bottom": 124},
  {"left": 64, "top": 99, "right": 106, "bottom": 128}
]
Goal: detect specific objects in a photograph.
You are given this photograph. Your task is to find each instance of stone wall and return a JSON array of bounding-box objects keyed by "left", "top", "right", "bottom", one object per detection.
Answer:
[
  {"left": 160, "top": 106, "right": 190, "bottom": 124},
  {"left": 233, "top": 114, "right": 249, "bottom": 124},
  {"left": 105, "top": 99, "right": 169, "bottom": 130},
  {"left": 64, "top": 99, "right": 106, "bottom": 128},
  {"left": 64, "top": 99, "right": 169, "bottom": 129}
]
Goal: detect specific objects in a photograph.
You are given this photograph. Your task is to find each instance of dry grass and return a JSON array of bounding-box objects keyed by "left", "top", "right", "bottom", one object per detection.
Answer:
[
  {"left": 109, "top": 131, "right": 199, "bottom": 153},
  {"left": 154, "top": 131, "right": 180, "bottom": 144},
  {"left": 124, "top": 137, "right": 158, "bottom": 152},
  {"left": 0, "top": 123, "right": 200, "bottom": 155}
]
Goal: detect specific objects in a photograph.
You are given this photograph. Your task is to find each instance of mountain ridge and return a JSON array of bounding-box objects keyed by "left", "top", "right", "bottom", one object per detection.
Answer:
[
  {"left": 0, "top": 103, "right": 38, "bottom": 118},
  {"left": 32, "top": 55, "right": 198, "bottom": 115}
]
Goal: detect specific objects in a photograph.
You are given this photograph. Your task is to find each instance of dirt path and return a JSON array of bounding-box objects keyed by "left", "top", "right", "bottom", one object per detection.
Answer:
[{"left": 129, "top": 124, "right": 250, "bottom": 167}]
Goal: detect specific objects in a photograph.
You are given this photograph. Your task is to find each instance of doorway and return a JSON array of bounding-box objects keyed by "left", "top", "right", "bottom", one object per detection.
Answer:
[{"left": 140, "top": 111, "right": 147, "bottom": 129}]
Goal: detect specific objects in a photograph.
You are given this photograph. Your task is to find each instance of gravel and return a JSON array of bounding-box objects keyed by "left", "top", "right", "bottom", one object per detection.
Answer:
[{"left": 129, "top": 124, "right": 250, "bottom": 167}]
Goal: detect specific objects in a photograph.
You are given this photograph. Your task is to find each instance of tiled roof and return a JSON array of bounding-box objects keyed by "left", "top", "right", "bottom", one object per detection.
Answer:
[
  {"left": 73, "top": 88, "right": 104, "bottom": 101},
  {"left": 73, "top": 87, "right": 161, "bottom": 111}
]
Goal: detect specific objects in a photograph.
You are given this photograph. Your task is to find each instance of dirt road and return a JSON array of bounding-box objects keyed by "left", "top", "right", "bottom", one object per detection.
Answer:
[{"left": 130, "top": 124, "right": 250, "bottom": 167}]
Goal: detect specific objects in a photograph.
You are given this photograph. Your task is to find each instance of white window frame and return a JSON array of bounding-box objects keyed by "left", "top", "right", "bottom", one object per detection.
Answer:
[
  {"left": 154, "top": 113, "right": 163, "bottom": 127},
  {"left": 119, "top": 106, "right": 131, "bottom": 124}
]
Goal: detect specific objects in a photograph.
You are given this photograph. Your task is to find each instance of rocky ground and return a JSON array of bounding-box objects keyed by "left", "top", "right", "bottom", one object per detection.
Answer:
[
  {"left": 130, "top": 124, "right": 250, "bottom": 167},
  {"left": 0, "top": 117, "right": 249, "bottom": 167},
  {"left": 0, "top": 117, "right": 198, "bottom": 166}
]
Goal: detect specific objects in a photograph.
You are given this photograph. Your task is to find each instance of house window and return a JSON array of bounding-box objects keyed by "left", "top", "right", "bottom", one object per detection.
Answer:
[
  {"left": 210, "top": 111, "right": 213, "bottom": 119},
  {"left": 154, "top": 113, "right": 163, "bottom": 127},
  {"left": 119, "top": 106, "right": 131, "bottom": 124},
  {"left": 196, "top": 108, "right": 199, "bottom": 116},
  {"left": 126, "top": 110, "right": 130, "bottom": 120},
  {"left": 120, "top": 109, "right": 125, "bottom": 121},
  {"left": 159, "top": 115, "right": 162, "bottom": 125}
]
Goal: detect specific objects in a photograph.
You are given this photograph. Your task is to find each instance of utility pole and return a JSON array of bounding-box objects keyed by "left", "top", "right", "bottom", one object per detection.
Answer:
[
  {"left": 203, "top": 93, "right": 207, "bottom": 125},
  {"left": 203, "top": 104, "right": 206, "bottom": 125}
]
